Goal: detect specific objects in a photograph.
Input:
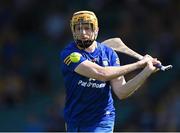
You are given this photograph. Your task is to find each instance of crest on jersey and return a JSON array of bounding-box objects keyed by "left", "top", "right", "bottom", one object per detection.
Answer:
[
  {"left": 103, "top": 60, "right": 108, "bottom": 66},
  {"left": 116, "top": 58, "right": 120, "bottom": 64}
]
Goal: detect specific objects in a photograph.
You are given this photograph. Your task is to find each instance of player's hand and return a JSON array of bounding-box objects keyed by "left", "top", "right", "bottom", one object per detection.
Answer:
[
  {"left": 138, "top": 55, "right": 162, "bottom": 71},
  {"left": 145, "top": 58, "right": 161, "bottom": 73},
  {"left": 152, "top": 58, "right": 161, "bottom": 66},
  {"left": 138, "top": 54, "right": 154, "bottom": 67},
  {"left": 151, "top": 58, "right": 161, "bottom": 72}
]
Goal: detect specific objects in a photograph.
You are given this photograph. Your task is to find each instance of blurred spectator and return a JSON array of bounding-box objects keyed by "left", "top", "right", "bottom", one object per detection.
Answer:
[
  {"left": 1, "top": 71, "right": 25, "bottom": 108},
  {"left": 24, "top": 114, "right": 45, "bottom": 132},
  {"left": 44, "top": 90, "right": 65, "bottom": 131},
  {"left": 43, "top": 12, "right": 66, "bottom": 41},
  {"left": 156, "top": 81, "right": 180, "bottom": 131},
  {"left": 28, "top": 54, "right": 51, "bottom": 93}
]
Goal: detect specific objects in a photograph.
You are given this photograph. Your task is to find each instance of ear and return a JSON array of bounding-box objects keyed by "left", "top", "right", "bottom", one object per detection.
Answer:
[
  {"left": 96, "top": 27, "right": 99, "bottom": 33},
  {"left": 94, "top": 27, "right": 99, "bottom": 34}
]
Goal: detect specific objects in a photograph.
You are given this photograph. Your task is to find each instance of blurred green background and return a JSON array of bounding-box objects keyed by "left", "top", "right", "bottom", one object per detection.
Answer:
[{"left": 0, "top": 0, "right": 179, "bottom": 132}]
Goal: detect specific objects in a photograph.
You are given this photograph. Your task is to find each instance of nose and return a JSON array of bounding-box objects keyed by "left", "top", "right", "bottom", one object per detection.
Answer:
[{"left": 80, "top": 29, "right": 86, "bottom": 35}]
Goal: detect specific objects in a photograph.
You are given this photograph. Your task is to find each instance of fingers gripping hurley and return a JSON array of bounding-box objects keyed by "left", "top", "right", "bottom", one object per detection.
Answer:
[{"left": 102, "top": 38, "right": 173, "bottom": 71}]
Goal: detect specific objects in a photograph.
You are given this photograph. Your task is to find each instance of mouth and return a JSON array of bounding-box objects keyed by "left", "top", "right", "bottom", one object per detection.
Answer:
[{"left": 81, "top": 37, "right": 89, "bottom": 41}]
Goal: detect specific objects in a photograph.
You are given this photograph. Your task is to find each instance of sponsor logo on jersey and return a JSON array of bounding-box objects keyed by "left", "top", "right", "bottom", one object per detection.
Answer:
[
  {"left": 103, "top": 60, "right": 108, "bottom": 66},
  {"left": 78, "top": 80, "right": 106, "bottom": 88}
]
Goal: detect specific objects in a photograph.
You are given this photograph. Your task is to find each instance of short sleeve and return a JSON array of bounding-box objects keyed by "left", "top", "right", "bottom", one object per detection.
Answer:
[{"left": 60, "top": 50, "right": 87, "bottom": 72}]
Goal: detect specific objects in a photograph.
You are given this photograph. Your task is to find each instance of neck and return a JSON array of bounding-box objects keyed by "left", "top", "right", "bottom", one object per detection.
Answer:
[{"left": 84, "top": 41, "right": 97, "bottom": 53}]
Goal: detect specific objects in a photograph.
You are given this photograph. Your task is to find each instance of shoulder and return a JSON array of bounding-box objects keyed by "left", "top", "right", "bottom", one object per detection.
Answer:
[
  {"left": 59, "top": 42, "right": 82, "bottom": 60},
  {"left": 60, "top": 42, "right": 75, "bottom": 53},
  {"left": 98, "top": 41, "right": 114, "bottom": 54},
  {"left": 60, "top": 42, "right": 76, "bottom": 56}
]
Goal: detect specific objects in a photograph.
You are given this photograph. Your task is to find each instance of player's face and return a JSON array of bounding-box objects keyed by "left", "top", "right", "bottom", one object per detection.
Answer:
[{"left": 74, "top": 23, "right": 94, "bottom": 41}]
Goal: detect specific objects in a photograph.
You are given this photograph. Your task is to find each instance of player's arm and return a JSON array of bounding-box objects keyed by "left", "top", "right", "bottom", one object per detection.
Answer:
[
  {"left": 110, "top": 61, "right": 158, "bottom": 100},
  {"left": 75, "top": 59, "right": 148, "bottom": 81}
]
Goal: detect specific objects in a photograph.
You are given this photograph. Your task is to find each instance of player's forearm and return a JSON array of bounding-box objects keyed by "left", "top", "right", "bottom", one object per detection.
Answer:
[
  {"left": 99, "top": 61, "right": 145, "bottom": 81},
  {"left": 75, "top": 60, "right": 146, "bottom": 82},
  {"left": 116, "top": 67, "right": 152, "bottom": 99}
]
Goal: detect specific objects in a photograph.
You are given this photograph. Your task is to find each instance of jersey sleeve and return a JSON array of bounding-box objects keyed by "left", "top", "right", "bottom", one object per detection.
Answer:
[
  {"left": 110, "top": 50, "right": 121, "bottom": 66},
  {"left": 60, "top": 50, "right": 87, "bottom": 72}
]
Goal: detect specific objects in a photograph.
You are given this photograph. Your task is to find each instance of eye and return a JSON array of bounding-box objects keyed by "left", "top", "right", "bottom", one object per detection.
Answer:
[
  {"left": 84, "top": 27, "right": 91, "bottom": 30},
  {"left": 75, "top": 26, "right": 79, "bottom": 31},
  {"left": 74, "top": 24, "right": 92, "bottom": 32}
]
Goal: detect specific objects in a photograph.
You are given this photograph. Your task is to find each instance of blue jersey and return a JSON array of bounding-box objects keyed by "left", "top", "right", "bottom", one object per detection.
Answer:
[{"left": 60, "top": 41, "right": 120, "bottom": 127}]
